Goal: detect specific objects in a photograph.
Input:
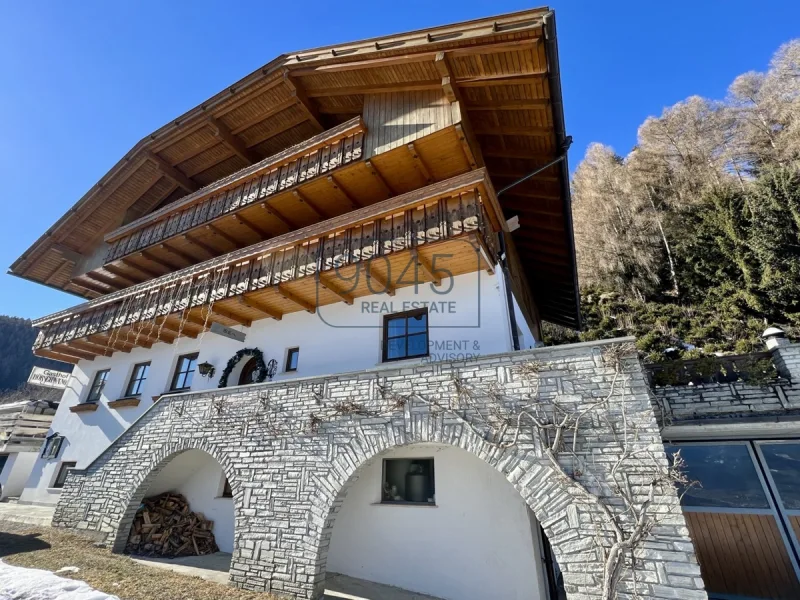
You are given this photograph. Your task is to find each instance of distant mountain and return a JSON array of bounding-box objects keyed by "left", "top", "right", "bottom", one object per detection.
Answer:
[{"left": 0, "top": 316, "right": 73, "bottom": 392}]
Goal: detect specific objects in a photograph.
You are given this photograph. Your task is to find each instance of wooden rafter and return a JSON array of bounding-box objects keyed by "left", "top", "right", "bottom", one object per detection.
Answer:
[
  {"left": 458, "top": 71, "right": 547, "bottom": 87},
  {"left": 83, "top": 271, "right": 124, "bottom": 291},
  {"left": 283, "top": 72, "right": 324, "bottom": 132},
  {"left": 157, "top": 316, "right": 198, "bottom": 338},
  {"left": 35, "top": 349, "right": 80, "bottom": 365},
  {"left": 365, "top": 160, "right": 394, "bottom": 197},
  {"left": 482, "top": 148, "right": 556, "bottom": 160},
  {"left": 139, "top": 249, "right": 183, "bottom": 270},
  {"left": 182, "top": 234, "right": 217, "bottom": 258},
  {"left": 230, "top": 97, "right": 297, "bottom": 136},
  {"left": 305, "top": 80, "right": 441, "bottom": 98},
  {"left": 129, "top": 323, "right": 176, "bottom": 345},
  {"left": 52, "top": 243, "right": 85, "bottom": 264},
  {"left": 159, "top": 243, "right": 196, "bottom": 264},
  {"left": 72, "top": 278, "right": 108, "bottom": 296},
  {"left": 53, "top": 344, "right": 96, "bottom": 362},
  {"left": 260, "top": 202, "right": 296, "bottom": 231},
  {"left": 208, "top": 115, "right": 259, "bottom": 164},
  {"left": 145, "top": 151, "right": 199, "bottom": 192},
  {"left": 211, "top": 304, "right": 252, "bottom": 327},
  {"left": 277, "top": 284, "right": 315, "bottom": 313},
  {"left": 466, "top": 99, "right": 549, "bottom": 110},
  {"left": 292, "top": 190, "right": 327, "bottom": 219},
  {"left": 317, "top": 273, "right": 354, "bottom": 305},
  {"left": 366, "top": 264, "right": 395, "bottom": 296},
  {"left": 234, "top": 213, "right": 270, "bottom": 238},
  {"left": 238, "top": 295, "right": 282, "bottom": 320},
  {"left": 412, "top": 249, "right": 442, "bottom": 286},
  {"left": 327, "top": 175, "right": 361, "bottom": 209},
  {"left": 473, "top": 125, "right": 552, "bottom": 137},
  {"left": 120, "top": 258, "right": 162, "bottom": 279},
  {"left": 406, "top": 142, "right": 432, "bottom": 183},
  {"left": 88, "top": 334, "right": 136, "bottom": 352},
  {"left": 102, "top": 264, "right": 141, "bottom": 285},
  {"left": 434, "top": 53, "right": 484, "bottom": 169},
  {"left": 205, "top": 224, "right": 243, "bottom": 249},
  {"left": 67, "top": 339, "right": 114, "bottom": 357}
]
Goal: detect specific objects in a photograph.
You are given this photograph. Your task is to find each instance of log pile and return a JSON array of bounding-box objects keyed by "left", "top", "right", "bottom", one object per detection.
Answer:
[{"left": 124, "top": 492, "right": 218, "bottom": 557}]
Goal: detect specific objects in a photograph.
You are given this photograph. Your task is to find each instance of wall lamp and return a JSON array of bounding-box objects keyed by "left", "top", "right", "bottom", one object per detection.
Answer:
[{"left": 198, "top": 361, "right": 216, "bottom": 378}]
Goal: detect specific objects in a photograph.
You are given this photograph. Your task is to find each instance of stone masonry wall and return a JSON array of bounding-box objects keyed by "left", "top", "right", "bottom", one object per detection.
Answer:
[
  {"left": 53, "top": 338, "right": 706, "bottom": 600},
  {"left": 652, "top": 343, "right": 800, "bottom": 425}
]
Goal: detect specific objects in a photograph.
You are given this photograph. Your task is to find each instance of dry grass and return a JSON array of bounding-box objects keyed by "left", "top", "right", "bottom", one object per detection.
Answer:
[{"left": 0, "top": 521, "right": 275, "bottom": 600}]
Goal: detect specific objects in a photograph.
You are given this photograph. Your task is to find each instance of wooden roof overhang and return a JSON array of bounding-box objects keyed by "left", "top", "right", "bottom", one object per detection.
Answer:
[
  {"left": 11, "top": 7, "right": 579, "bottom": 328},
  {"left": 31, "top": 169, "right": 502, "bottom": 362},
  {"left": 78, "top": 121, "right": 474, "bottom": 295}
]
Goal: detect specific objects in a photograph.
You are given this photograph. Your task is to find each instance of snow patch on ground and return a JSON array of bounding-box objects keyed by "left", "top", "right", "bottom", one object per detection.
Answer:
[{"left": 0, "top": 560, "right": 119, "bottom": 600}]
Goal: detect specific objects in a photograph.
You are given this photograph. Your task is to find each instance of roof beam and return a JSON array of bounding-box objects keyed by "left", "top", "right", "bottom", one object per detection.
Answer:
[
  {"left": 103, "top": 264, "right": 142, "bottom": 285},
  {"left": 406, "top": 142, "right": 432, "bottom": 184},
  {"left": 434, "top": 53, "right": 483, "bottom": 169},
  {"left": 208, "top": 115, "right": 259, "bottom": 164},
  {"left": 365, "top": 264, "right": 395, "bottom": 296},
  {"left": 210, "top": 304, "right": 252, "bottom": 327},
  {"left": 292, "top": 190, "right": 328, "bottom": 220},
  {"left": 284, "top": 72, "right": 324, "bottom": 133},
  {"left": 182, "top": 234, "right": 218, "bottom": 259},
  {"left": 120, "top": 257, "right": 162, "bottom": 279},
  {"left": 230, "top": 97, "right": 298, "bottom": 136},
  {"left": 205, "top": 224, "right": 243, "bottom": 250},
  {"left": 237, "top": 295, "right": 283, "bottom": 320},
  {"left": 233, "top": 213, "right": 270, "bottom": 238},
  {"left": 466, "top": 99, "right": 550, "bottom": 111},
  {"left": 457, "top": 71, "right": 547, "bottom": 87},
  {"left": 278, "top": 284, "right": 316, "bottom": 313},
  {"left": 139, "top": 249, "right": 184, "bottom": 271},
  {"left": 260, "top": 202, "right": 296, "bottom": 231},
  {"left": 67, "top": 339, "right": 114, "bottom": 358},
  {"left": 71, "top": 278, "right": 108, "bottom": 296},
  {"left": 51, "top": 243, "right": 85, "bottom": 264},
  {"left": 327, "top": 175, "right": 361, "bottom": 209},
  {"left": 35, "top": 348, "right": 80, "bottom": 365},
  {"left": 145, "top": 151, "right": 199, "bottom": 192},
  {"left": 305, "top": 80, "right": 441, "bottom": 98},
  {"left": 156, "top": 316, "right": 197, "bottom": 338},
  {"left": 83, "top": 271, "right": 125, "bottom": 291},
  {"left": 129, "top": 323, "right": 176, "bottom": 345},
  {"left": 88, "top": 333, "right": 137, "bottom": 352},
  {"left": 473, "top": 125, "right": 552, "bottom": 137},
  {"left": 412, "top": 249, "right": 441, "bottom": 286},
  {"left": 317, "top": 272, "right": 354, "bottom": 305},
  {"left": 365, "top": 160, "right": 394, "bottom": 197},
  {"left": 159, "top": 243, "right": 197, "bottom": 264},
  {"left": 52, "top": 344, "right": 96, "bottom": 362}
]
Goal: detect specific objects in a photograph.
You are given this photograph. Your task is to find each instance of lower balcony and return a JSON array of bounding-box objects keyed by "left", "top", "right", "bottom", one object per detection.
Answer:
[{"left": 33, "top": 169, "right": 502, "bottom": 361}]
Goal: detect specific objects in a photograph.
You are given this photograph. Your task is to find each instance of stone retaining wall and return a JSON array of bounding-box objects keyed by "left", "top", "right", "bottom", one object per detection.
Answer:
[{"left": 53, "top": 338, "right": 705, "bottom": 599}]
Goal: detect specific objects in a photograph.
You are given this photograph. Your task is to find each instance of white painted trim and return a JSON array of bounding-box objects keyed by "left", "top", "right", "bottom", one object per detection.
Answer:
[{"left": 662, "top": 421, "right": 800, "bottom": 441}]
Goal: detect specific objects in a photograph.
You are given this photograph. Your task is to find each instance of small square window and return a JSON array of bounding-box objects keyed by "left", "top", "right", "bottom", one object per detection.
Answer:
[
  {"left": 171, "top": 353, "right": 198, "bottom": 391},
  {"left": 285, "top": 348, "right": 299, "bottom": 372},
  {"left": 382, "top": 309, "right": 429, "bottom": 362},
  {"left": 86, "top": 370, "right": 110, "bottom": 403},
  {"left": 382, "top": 458, "right": 435, "bottom": 505},
  {"left": 125, "top": 362, "right": 150, "bottom": 397},
  {"left": 53, "top": 461, "right": 77, "bottom": 489},
  {"left": 222, "top": 477, "right": 233, "bottom": 498}
]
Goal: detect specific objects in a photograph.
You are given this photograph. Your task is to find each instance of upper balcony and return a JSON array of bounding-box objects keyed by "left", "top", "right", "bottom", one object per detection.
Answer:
[
  {"left": 32, "top": 169, "right": 502, "bottom": 362},
  {"left": 0, "top": 404, "right": 56, "bottom": 453}
]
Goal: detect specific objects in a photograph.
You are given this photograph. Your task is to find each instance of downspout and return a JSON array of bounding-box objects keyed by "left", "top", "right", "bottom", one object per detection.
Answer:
[
  {"left": 542, "top": 11, "right": 582, "bottom": 329},
  {"left": 497, "top": 233, "right": 521, "bottom": 351}
]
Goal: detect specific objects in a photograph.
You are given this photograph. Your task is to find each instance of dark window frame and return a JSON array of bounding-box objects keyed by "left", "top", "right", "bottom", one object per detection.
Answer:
[
  {"left": 285, "top": 347, "right": 300, "bottom": 372},
  {"left": 381, "top": 457, "right": 436, "bottom": 505},
  {"left": 382, "top": 308, "right": 429, "bottom": 363},
  {"left": 53, "top": 461, "right": 77, "bottom": 489},
  {"left": 41, "top": 434, "right": 64, "bottom": 459},
  {"left": 170, "top": 353, "right": 199, "bottom": 392},
  {"left": 125, "top": 362, "right": 151, "bottom": 397},
  {"left": 86, "top": 369, "right": 110, "bottom": 403}
]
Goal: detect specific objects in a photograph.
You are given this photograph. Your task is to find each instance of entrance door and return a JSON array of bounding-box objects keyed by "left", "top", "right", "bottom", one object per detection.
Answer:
[{"left": 238, "top": 358, "right": 259, "bottom": 385}]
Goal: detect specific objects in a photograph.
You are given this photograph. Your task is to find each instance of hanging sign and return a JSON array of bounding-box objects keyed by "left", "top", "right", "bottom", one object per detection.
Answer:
[
  {"left": 210, "top": 322, "right": 247, "bottom": 343},
  {"left": 27, "top": 367, "right": 71, "bottom": 389}
]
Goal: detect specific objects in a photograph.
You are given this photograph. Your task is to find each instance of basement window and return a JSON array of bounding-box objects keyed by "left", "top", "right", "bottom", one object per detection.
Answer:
[{"left": 381, "top": 458, "right": 435, "bottom": 505}]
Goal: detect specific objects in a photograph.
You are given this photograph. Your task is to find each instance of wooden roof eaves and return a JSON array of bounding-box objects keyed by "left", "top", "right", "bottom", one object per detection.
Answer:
[
  {"left": 33, "top": 168, "right": 500, "bottom": 328},
  {"left": 104, "top": 117, "right": 366, "bottom": 243},
  {"left": 11, "top": 8, "right": 551, "bottom": 283}
]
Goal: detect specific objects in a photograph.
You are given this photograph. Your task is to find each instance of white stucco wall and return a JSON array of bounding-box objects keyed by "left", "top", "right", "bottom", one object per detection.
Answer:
[
  {"left": 0, "top": 452, "right": 38, "bottom": 499},
  {"left": 144, "top": 449, "right": 234, "bottom": 553},
  {"left": 326, "top": 444, "right": 549, "bottom": 600},
  {"left": 21, "top": 270, "right": 533, "bottom": 506}
]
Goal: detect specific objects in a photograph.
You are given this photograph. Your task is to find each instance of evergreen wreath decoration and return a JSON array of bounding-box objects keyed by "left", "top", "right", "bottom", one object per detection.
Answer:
[{"left": 218, "top": 347, "right": 268, "bottom": 388}]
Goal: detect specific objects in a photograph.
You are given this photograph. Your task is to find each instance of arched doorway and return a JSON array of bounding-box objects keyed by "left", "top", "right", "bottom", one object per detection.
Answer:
[
  {"left": 238, "top": 357, "right": 260, "bottom": 386},
  {"left": 324, "top": 442, "right": 553, "bottom": 600},
  {"left": 114, "top": 448, "right": 236, "bottom": 562}
]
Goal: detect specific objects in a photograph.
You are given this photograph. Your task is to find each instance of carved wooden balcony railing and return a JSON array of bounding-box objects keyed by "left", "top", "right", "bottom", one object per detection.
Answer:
[
  {"left": 105, "top": 118, "right": 366, "bottom": 264},
  {"left": 0, "top": 411, "right": 55, "bottom": 452},
  {"left": 34, "top": 170, "right": 502, "bottom": 362}
]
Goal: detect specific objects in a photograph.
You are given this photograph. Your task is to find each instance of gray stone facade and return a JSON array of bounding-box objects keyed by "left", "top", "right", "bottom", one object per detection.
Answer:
[
  {"left": 652, "top": 343, "right": 800, "bottom": 425},
  {"left": 53, "top": 338, "right": 706, "bottom": 599}
]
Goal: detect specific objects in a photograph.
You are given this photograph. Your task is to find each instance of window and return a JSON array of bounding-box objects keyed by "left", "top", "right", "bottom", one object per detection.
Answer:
[
  {"left": 285, "top": 347, "right": 299, "bottom": 372},
  {"left": 53, "top": 461, "right": 77, "bottom": 489},
  {"left": 382, "top": 309, "right": 429, "bottom": 362},
  {"left": 41, "top": 434, "right": 64, "bottom": 459},
  {"left": 382, "top": 458, "right": 435, "bottom": 505},
  {"left": 666, "top": 443, "right": 769, "bottom": 509},
  {"left": 758, "top": 442, "right": 800, "bottom": 510},
  {"left": 222, "top": 478, "right": 233, "bottom": 498},
  {"left": 0, "top": 455, "right": 7, "bottom": 475},
  {"left": 170, "top": 353, "right": 198, "bottom": 391},
  {"left": 86, "top": 370, "right": 110, "bottom": 403},
  {"left": 125, "top": 362, "right": 150, "bottom": 397}
]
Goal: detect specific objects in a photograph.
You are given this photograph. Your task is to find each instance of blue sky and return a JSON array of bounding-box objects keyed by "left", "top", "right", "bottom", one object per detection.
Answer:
[{"left": 1, "top": 0, "right": 799, "bottom": 320}]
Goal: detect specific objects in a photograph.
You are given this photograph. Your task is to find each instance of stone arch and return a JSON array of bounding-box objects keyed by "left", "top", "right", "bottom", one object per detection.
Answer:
[
  {"left": 108, "top": 438, "right": 240, "bottom": 559},
  {"left": 307, "top": 421, "right": 600, "bottom": 599}
]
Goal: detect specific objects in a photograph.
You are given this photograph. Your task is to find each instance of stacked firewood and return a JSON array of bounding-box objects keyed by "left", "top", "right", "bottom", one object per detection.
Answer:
[{"left": 124, "top": 492, "right": 218, "bottom": 557}]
